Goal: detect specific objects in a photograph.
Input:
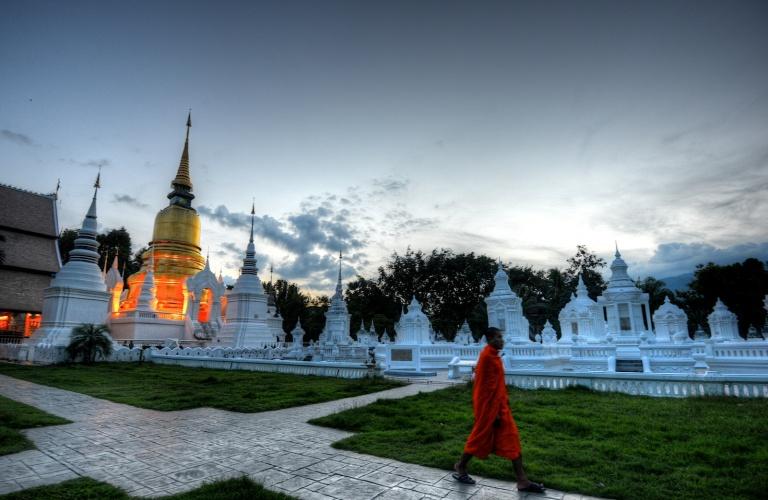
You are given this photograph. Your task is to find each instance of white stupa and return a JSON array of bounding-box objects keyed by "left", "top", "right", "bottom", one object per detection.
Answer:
[
  {"left": 318, "top": 252, "right": 353, "bottom": 345},
  {"left": 104, "top": 255, "right": 123, "bottom": 314},
  {"left": 653, "top": 296, "right": 689, "bottom": 343},
  {"left": 394, "top": 296, "right": 433, "bottom": 345},
  {"left": 708, "top": 298, "right": 741, "bottom": 342},
  {"left": 218, "top": 204, "right": 271, "bottom": 347},
  {"left": 454, "top": 320, "right": 473, "bottom": 345},
  {"left": 597, "top": 245, "right": 652, "bottom": 341},
  {"left": 31, "top": 174, "right": 110, "bottom": 347},
  {"left": 485, "top": 260, "right": 530, "bottom": 343},
  {"left": 186, "top": 255, "right": 226, "bottom": 339},
  {"left": 559, "top": 275, "right": 605, "bottom": 343}
]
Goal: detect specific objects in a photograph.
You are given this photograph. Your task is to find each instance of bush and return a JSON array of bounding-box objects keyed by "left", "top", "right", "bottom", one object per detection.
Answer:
[{"left": 65, "top": 324, "right": 113, "bottom": 364}]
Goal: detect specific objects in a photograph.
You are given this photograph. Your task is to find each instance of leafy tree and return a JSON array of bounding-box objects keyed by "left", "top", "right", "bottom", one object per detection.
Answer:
[
  {"left": 0, "top": 233, "right": 5, "bottom": 265},
  {"left": 57, "top": 228, "right": 79, "bottom": 264},
  {"left": 565, "top": 245, "right": 607, "bottom": 299},
  {"left": 636, "top": 276, "right": 674, "bottom": 315},
  {"left": 96, "top": 227, "right": 132, "bottom": 274},
  {"left": 345, "top": 277, "right": 399, "bottom": 337},
  {"left": 66, "top": 323, "right": 113, "bottom": 364},
  {"left": 263, "top": 279, "right": 309, "bottom": 333},
  {"left": 376, "top": 248, "right": 498, "bottom": 339},
  {"left": 677, "top": 259, "right": 768, "bottom": 336},
  {"left": 301, "top": 295, "right": 329, "bottom": 342}
]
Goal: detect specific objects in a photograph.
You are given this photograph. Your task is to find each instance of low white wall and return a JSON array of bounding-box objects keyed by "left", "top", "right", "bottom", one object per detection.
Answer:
[
  {"left": 149, "top": 350, "right": 377, "bottom": 379},
  {"left": 504, "top": 370, "right": 768, "bottom": 398}
]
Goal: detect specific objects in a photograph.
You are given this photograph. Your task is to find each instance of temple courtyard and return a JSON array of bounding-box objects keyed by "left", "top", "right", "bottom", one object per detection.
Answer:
[{"left": 0, "top": 365, "right": 766, "bottom": 500}]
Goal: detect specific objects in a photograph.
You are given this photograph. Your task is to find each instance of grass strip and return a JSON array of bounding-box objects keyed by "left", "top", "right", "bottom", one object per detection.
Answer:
[
  {"left": 0, "top": 476, "right": 296, "bottom": 499},
  {"left": 309, "top": 384, "right": 768, "bottom": 500},
  {"left": 0, "top": 362, "right": 401, "bottom": 413},
  {"left": 0, "top": 395, "right": 69, "bottom": 456}
]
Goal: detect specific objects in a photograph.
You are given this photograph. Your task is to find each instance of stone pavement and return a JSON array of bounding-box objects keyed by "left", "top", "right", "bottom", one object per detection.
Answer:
[{"left": 0, "top": 374, "right": 601, "bottom": 499}]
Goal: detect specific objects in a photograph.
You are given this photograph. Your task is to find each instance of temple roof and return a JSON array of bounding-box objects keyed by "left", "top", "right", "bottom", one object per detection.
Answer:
[{"left": 0, "top": 183, "right": 60, "bottom": 274}]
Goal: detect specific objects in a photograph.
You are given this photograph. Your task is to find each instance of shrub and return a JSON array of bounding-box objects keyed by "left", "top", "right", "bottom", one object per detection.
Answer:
[{"left": 66, "top": 324, "right": 113, "bottom": 364}]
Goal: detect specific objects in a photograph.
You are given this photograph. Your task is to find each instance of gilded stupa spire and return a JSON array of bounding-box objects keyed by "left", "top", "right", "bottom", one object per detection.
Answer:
[{"left": 167, "top": 111, "right": 195, "bottom": 208}]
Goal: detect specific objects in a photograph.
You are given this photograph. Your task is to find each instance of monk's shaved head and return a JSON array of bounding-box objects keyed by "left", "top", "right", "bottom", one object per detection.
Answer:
[{"left": 485, "top": 327, "right": 502, "bottom": 341}]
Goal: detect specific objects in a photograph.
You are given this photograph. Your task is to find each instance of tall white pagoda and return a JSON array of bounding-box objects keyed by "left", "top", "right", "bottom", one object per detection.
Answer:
[
  {"left": 31, "top": 174, "right": 110, "bottom": 347},
  {"left": 218, "top": 204, "right": 272, "bottom": 347}
]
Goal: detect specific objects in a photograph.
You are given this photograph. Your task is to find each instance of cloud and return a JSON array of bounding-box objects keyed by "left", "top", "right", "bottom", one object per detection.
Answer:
[
  {"left": 275, "top": 251, "right": 358, "bottom": 292},
  {"left": 634, "top": 241, "right": 768, "bottom": 277},
  {"left": 198, "top": 200, "right": 367, "bottom": 257},
  {"left": 1, "top": 129, "right": 33, "bottom": 146},
  {"left": 59, "top": 158, "right": 112, "bottom": 168},
  {"left": 372, "top": 176, "right": 409, "bottom": 196},
  {"left": 112, "top": 194, "right": 148, "bottom": 209}
]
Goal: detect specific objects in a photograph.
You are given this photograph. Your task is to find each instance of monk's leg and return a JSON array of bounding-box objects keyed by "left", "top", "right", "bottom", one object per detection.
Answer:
[
  {"left": 512, "top": 455, "right": 531, "bottom": 487},
  {"left": 455, "top": 452, "right": 473, "bottom": 474}
]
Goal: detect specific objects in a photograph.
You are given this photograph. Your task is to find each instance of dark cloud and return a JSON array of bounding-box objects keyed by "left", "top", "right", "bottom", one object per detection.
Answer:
[
  {"left": 59, "top": 157, "right": 112, "bottom": 168},
  {"left": 372, "top": 176, "right": 409, "bottom": 195},
  {"left": 1, "top": 129, "right": 33, "bottom": 146},
  {"left": 276, "top": 251, "right": 358, "bottom": 291},
  {"left": 632, "top": 241, "right": 768, "bottom": 278},
  {"left": 198, "top": 200, "right": 366, "bottom": 256},
  {"left": 383, "top": 209, "right": 437, "bottom": 235},
  {"left": 112, "top": 194, "right": 148, "bottom": 209}
]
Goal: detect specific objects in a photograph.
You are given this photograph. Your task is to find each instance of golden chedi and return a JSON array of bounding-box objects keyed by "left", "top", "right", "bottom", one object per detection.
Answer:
[{"left": 123, "top": 114, "right": 205, "bottom": 316}]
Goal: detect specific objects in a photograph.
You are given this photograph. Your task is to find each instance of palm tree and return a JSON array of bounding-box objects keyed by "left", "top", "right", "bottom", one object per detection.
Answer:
[{"left": 66, "top": 323, "right": 113, "bottom": 364}]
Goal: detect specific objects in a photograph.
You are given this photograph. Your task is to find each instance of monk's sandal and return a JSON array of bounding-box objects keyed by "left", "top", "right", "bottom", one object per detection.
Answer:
[{"left": 452, "top": 472, "right": 476, "bottom": 485}]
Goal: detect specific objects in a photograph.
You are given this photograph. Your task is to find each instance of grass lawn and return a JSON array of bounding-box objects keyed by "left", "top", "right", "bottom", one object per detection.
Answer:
[
  {"left": 309, "top": 384, "right": 768, "bottom": 500},
  {"left": 0, "top": 362, "right": 402, "bottom": 413},
  {"left": 0, "top": 476, "right": 295, "bottom": 499},
  {"left": 0, "top": 395, "right": 69, "bottom": 456}
]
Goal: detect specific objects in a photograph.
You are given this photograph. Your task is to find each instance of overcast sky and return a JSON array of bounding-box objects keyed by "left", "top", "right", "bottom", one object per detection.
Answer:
[{"left": 1, "top": 0, "right": 767, "bottom": 292}]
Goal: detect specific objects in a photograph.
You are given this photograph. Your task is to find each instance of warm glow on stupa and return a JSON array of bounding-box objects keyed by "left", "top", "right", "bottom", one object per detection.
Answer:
[{"left": 122, "top": 113, "right": 205, "bottom": 316}]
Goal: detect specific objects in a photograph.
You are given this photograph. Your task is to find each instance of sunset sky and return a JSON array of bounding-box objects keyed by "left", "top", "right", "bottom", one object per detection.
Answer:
[{"left": 2, "top": 0, "right": 767, "bottom": 292}]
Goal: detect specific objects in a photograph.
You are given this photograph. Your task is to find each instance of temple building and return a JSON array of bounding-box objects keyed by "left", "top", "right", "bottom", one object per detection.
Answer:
[{"left": 0, "top": 184, "right": 61, "bottom": 340}]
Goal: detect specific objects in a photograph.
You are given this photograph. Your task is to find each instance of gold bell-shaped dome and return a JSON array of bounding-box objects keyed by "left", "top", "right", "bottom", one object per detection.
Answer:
[{"left": 124, "top": 113, "right": 205, "bottom": 315}]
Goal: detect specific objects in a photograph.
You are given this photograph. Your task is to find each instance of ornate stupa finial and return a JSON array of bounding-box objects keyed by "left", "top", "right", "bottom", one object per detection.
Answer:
[
  {"left": 240, "top": 203, "right": 258, "bottom": 276},
  {"left": 615, "top": 240, "right": 621, "bottom": 258},
  {"left": 250, "top": 199, "right": 255, "bottom": 243},
  {"left": 167, "top": 112, "right": 195, "bottom": 207},
  {"left": 269, "top": 263, "right": 274, "bottom": 284}
]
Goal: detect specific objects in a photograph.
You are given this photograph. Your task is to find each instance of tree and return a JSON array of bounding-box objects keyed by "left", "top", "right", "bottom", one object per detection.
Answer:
[
  {"left": 677, "top": 259, "right": 768, "bottom": 336},
  {"left": 263, "top": 279, "right": 309, "bottom": 333},
  {"left": 96, "top": 227, "right": 133, "bottom": 274},
  {"left": 636, "top": 277, "right": 674, "bottom": 315},
  {"left": 57, "top": 228, "right": 78, "bottom": 264},
  {"left": 376, "top": 248, "right": 498, "bottom": 339},
  {"left": 565, "top": 245, "right": 607, "bottom": 299},
  {"left": 345, "top": 276, "right": 399, "bottom": 337},
  {"left": 66, "top": 323, "right": 113, "bottom": 364},
  {"left": 0, "top": 234, "right": 5, "bottom": 265},
  {"left": 301, "top": 295, "right": 329, "bottom": 342}
]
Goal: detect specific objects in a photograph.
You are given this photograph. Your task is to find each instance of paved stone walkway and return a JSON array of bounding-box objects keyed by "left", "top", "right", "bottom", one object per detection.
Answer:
[{"left": 0, "top": 374, "right": 599, "bottom": 499}]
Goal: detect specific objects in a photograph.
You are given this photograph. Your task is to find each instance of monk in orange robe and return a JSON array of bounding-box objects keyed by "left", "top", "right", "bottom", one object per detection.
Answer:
[{"left": 453, "top": 327, "right": 544, "bottom": 493}]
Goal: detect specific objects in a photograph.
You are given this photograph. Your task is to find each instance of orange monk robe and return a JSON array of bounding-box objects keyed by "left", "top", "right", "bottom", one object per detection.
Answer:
[{"left": 463, "top": 344, "right": 521, "bottom": 460}]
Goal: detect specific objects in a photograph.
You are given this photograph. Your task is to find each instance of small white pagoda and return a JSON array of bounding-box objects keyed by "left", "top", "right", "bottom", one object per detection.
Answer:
[
  {"left": 558, "top": 275, "right": 605, "bottom": 343},
  {"left": 485, "top": 260, "right": 530, "bottom": 344},
  {"left": 318, "top": 252, "right": 352, "bottom": 346}
]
